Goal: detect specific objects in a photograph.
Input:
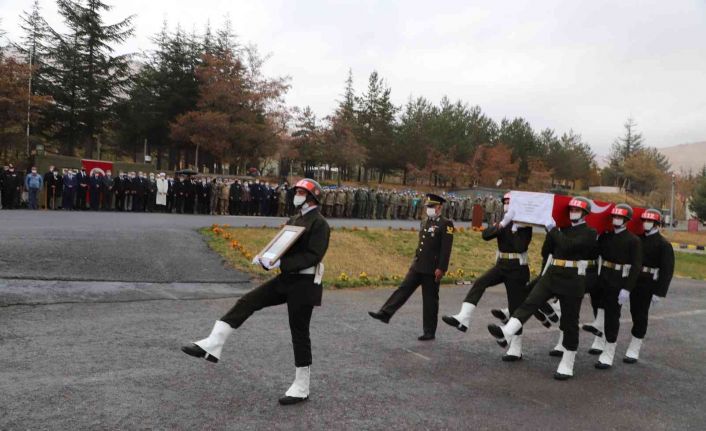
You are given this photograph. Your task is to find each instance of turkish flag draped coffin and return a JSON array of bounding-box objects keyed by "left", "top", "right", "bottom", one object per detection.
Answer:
[
  {"left": 508, "top": 191, "right": 646, "bottom": 235},
  {"left": 80, "top": 159, "right": 114, "bottom": 204}
]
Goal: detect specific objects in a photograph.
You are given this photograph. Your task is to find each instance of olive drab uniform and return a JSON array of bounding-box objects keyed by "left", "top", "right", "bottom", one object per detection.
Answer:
[{"left": 374, "top": 207, "right": 454, "bottom": 337}]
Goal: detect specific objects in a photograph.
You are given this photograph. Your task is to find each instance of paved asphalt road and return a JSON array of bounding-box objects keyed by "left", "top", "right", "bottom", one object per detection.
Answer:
[{"left": 0, "top": 211, "right": 704, "bottom": 430}]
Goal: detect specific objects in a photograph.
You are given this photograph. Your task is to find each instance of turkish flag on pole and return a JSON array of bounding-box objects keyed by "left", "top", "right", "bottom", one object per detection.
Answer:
[{"left": 508, "top": 191, "right": 646, "bottom": 235}]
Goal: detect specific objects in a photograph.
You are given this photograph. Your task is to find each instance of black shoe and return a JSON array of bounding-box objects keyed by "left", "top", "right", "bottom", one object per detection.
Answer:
[
  {"left": 491, "top": 309, "right": 509, "bottom": 324},
  {"left": 533, "top": 311, "right": 551, "bottom": 328},
  {"left": 418, "top": 334, "right": 435, "bottom": 341},
  {"left": 588, "top": 348, "right": 603, "bottom": 355},
  {"left": 581, "top": 324, "right": 603, "bottom": 337},
  {"left": 553, "top": 372, "right": 572, "bottom": 381},
  {"left": 546, "top": 312, "right": 559, "bottom": 324},
  {"left": 368, "top": 311, "right": 390, "bottom": 324},
  {"left": 441, "top": 315, "right": 467, "bottom": 332},
  {"left": 278, "top": 395, "right": 309, "bottom": 405},
  {"left": 594, "top": 361, "right": 612, "bottom": 370},
  {"left": 623, "top": 357, "right": 638, "bottom": 364},
  {"left": 502, "top": 354, "right": 522, "bottom": 362},
  {"left": 487, "top": 324, "right": 508, "bottom": 348},
  {"left": 181, "top": 343, "right": 218, "bottom": 363},
  {"left": 549, "top": 349, "right": 564, "bottom": 357}
]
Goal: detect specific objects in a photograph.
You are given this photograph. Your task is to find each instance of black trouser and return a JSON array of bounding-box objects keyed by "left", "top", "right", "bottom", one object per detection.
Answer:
[
  {"left": 630, "top": 277, "right": 655, "bottom": 339},
  {"left": 76, "top": 188, "right": 87, "bottom": 209},
  {"left": 602, "top": 283, "right": 624, "bottom": 343},
  {"left": 464, "top": 262, "right": 530, "bottom": 334},
  {"left": 512, "top": 272, "right": 584, "bottom": 351},
  {"left": 221, "top": 277, "right": 315, "bottom": 367},
  {"left": 380, "top": 269, "right": 439, "bottom": 336}
]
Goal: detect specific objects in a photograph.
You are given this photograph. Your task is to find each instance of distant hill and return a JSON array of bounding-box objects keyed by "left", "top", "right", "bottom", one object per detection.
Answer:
[{"left": 658, "top": 141, "right": 706, "bottom": 174}]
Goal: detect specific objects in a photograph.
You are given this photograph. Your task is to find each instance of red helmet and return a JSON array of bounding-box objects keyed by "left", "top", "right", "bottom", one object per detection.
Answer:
[
  {"left": 502, "top": 192, "right": 511, "bottom": 204},
  {"left": 641, "top": 208, "right": 662, "bottom": 224},
  {"left": 294, "top": 178, "right": 323, "bottom": 203},
  {"left": 610, "top": 203, "right": 633, "bottom": 220},
  {"left": 568, "top": 196, "right": 591, "bottom": 214}
]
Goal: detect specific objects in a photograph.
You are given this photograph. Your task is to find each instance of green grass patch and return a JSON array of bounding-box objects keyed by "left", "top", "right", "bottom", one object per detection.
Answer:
[{"left": 202, "top": 225, "right": 705, "bottom": 288}]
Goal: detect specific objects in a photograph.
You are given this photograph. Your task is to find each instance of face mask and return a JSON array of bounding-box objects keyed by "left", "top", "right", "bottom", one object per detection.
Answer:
[
  {"left": 643, "top": 221, "right": 654, "bottom": 231},
  {"left": 293, "top": 195, "right": 306, "bottom": 207},
  {"left": 612, "top": 217, "right": 625, "bottom": 227},
  {"left": 32, "top": 170, "right": 37, "bottom": 174},
  {"left": 569, "top": 210, "right": 583, "bottom": 221},
  {"left": 426, "top": 207, "right": 437, "bottom": 218},
  {"left": 503, "top": 204, "right": 509, "bottom": 213}
]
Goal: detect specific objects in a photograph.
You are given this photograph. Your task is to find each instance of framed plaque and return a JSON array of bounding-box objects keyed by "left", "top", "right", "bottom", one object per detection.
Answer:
[{"left": 255, "top": 225, "right": 306, "bottom": 263}]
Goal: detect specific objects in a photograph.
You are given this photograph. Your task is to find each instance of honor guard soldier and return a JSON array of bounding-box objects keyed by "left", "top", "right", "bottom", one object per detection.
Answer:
[
  {"left": 368, "top": 193, "right": 454, "bottom": 340},
  {"left": 442, "top": 192, "right": 532, "bottom": 361},
  {"left": 623, "top": 209, "right": 674, "bottom": 364},
  {"left": 488, "top": 197, "right": 598, "bottom": 380},
  {"left": 182, "top": 178, "right": 330, "bottom": 405},
  {"left": 591, "top": 204, "right": 642, "bottom": 369}
]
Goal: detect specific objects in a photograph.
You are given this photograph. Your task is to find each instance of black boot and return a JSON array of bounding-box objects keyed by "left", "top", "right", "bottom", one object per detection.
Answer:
[
  {"left": 418, "top": 333, "right": 435, "bottom": 341},
  {"left": 441, "top": 315, "right": 467, "bottom": 332},
  {"left": 181, "top": 344, "right": 218, "bottom": 363},
  {"left": 491, "top": 308, "right": 509, "bottom": 324},
  {"left": 368, "top": 311, "right": 390, "bottom": 324},
  {"left": 487, "top": 324, "right": 508, "bottom": 348},
  {"left": 278, "top": 395, "right": 309, "bottom": 405}
]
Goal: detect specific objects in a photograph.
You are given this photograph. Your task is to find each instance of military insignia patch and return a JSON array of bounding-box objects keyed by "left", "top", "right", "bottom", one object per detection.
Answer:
[{"left": 446, "top": 226, "right": 454, "bottom": 234}]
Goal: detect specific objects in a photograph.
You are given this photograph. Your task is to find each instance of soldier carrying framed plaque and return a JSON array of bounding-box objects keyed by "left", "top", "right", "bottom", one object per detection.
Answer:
[{"left": 255, "top": 225, "right": 307, "bottom": 264}]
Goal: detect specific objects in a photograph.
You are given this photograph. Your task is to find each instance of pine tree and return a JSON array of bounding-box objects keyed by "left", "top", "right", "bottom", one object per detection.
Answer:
[{"left": 44, "top": 0, "right": 134, "bottom": 157}]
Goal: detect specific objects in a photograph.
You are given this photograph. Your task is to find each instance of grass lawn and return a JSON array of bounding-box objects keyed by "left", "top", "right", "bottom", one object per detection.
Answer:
[{"left": 202, "top": 225, "right": 706, "bottom": 287}]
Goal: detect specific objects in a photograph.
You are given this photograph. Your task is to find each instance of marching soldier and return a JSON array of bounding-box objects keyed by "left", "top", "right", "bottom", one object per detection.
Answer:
[
  {"left": 443, "top": 193, "right": 532, "bottom": 361},
  {"left": 369, "top": 194, "right": 454, "bottom": 340},
  {"left": 593, "top": 204, "right": 642, "bottom": 370},
  {"left": 182, "top": 178, "right": 330, "bottom": 405},
  {"left": 623, "top": 209, "right": 674, "bottom": 364},
  {"left": 487, "top": 197, "right": 598, "bottom": 380}
]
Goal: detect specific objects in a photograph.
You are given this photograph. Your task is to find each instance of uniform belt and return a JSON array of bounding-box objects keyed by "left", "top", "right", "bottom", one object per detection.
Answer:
[
  {"left": 552, "top": 259, "right": 596, "bottom": 268},
  {"left": 496, "top": 251, "right": 528, "bottom": 265},
  {"left": 601, "top": 260, "right": 632, "bottom": 278},
  {"left": 641, "top": 266, "right": 660, "bottom": 281},
  {"left": 298, "top": 263, "right": 325, "bottom": 284}
]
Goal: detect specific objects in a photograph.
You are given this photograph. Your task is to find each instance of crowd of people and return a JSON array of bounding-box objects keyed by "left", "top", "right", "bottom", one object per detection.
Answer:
[{"left": 0, "top": 164, "right": 505, "bottom": 223}]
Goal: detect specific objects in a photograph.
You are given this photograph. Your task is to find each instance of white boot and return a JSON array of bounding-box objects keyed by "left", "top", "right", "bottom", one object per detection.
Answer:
[
  {"left": 491, "top": 307, "right": 510, "bottom": 324},
  {"left": 194, "top": 320, "right": 233, "bottom": 361},
  {"left": 450, "top": 302, "right": 475, "bottom": 331},
  {"left": 503, "top": 334, "right": 523, "bottom": 361},
  {"left": 588, "top": 335, "right": 606, "bottom": 355},
  {"left": 595, "top": 342, "right": 617, "bottom": 369},
  {"left": 623, "top": 336, "right": 643, "bottom": 364},
  {"left": 550, "top": 331, "right": 566, "bottom": 357},
  {"left": 582, "top": 308, "right": 605, "bottom": 336},
  {"left": 488, "top": 317, "right": 522, "bottom": 348},
  {"left": 554, "top": 350, "right": 576, "bottom": 380},
  {"left": 280, "top": 366, "right": 310, "bottom": 404}
]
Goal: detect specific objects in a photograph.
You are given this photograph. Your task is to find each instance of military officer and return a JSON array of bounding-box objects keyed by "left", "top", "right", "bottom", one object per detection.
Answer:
[
  {"left": 623, "top": 209, "right": 674, "bottom": 364},
  {"left": 487, "top": 197, "right": 598, "bottom": 380},
  {"left": 369, "top": 193, "right": 454, "bottom": 340},
  {"left": 443, "top": 192, "right": 532, "bottom": 361},
  {"left": 182, "top": 178, "right": 330, "bottom": 405}
]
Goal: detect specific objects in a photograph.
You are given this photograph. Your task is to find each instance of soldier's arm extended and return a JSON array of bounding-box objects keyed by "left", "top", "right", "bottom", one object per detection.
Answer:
[
  {"left": 655, "top": 240, "right": 675, "bottom": 297},
  {"left": 280, "top": 219, "right": 331, "bottom": 273},
  {"left": 481, "top": 223, "right": 501, "bottom": 241}
]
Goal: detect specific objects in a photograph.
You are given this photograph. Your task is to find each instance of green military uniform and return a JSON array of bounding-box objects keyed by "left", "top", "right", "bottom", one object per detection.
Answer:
[{"left": 371, "top": 194, "right": 454, "bottom": 338}]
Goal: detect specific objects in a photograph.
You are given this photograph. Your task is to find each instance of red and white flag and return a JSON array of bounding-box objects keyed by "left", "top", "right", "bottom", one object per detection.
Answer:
[
  {"left": 507, "top": 191, "right": 646, "bottom": 235},
  {"left": 81, "top": 159, "right": 113, "bottom": 176}
]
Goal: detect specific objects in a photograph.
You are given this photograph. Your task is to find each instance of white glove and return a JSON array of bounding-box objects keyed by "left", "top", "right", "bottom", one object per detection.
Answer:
[
  {"left": 545, "top": 217, "right": 556, "bottom": 231},
  {"left": 260, "top": 257, "right": 281, "bottom": 270},
  {"left": 499, "top": 209, "right": 515, "bottom": 228},
  {"left": 618, "top": 289, "right": 630, "bottom": 305},
  {"left": 651, "top": 295, "right": 662, "bottom": 305}
]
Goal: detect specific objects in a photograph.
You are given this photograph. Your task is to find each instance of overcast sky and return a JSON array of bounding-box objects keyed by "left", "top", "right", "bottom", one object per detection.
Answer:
[{"left": 2, "top": 0, "right": 705, "bottom": 158}]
